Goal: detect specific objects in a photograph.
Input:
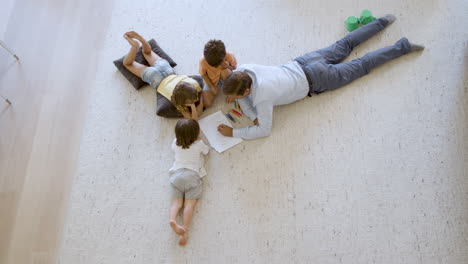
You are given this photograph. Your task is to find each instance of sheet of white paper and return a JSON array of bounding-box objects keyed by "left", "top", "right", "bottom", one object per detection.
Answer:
[{"left": 198, "top": 111, "right": 243, "bottom": 153}]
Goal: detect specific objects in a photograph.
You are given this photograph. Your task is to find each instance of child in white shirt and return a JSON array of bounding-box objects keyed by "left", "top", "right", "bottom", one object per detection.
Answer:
[{"left": 168, "top": 118, "right": 209, "bottom": 246}]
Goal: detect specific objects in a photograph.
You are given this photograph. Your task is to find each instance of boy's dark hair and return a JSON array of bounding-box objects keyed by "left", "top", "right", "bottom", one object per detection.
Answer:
[
  {"left": 204, "top": 39, "right": 226, "bottom": 67},
  {"left": 222, "top": 71, "right": 252, "bottom": 95},
  {"left": 171, "top": 81, "right": 198, "bottom": 107},
  {"left": 175, "top": 118, "right": 200, "bottom": 149}
]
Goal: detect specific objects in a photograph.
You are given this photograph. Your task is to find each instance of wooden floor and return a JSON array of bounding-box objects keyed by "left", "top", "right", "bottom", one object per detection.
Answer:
[{"left": 0, "top": 0, "right": 114, "bottom": 263}]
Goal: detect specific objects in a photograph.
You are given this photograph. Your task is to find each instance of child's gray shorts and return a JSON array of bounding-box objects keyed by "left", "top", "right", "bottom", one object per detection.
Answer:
[{"left": 170, "top": 168, "right": 203, "bottom": 200}]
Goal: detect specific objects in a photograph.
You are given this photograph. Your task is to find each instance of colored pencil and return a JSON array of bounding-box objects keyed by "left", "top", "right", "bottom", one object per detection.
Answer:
[
  {"left": 226, "top": 113, "right": 236, "bottom": 122},
  {"left": 231, "top": 109, "right": 242, "bottom": 117},
  {"left": 230, "top": 109, "right": 240, "bottom": 117},
  {"left": 231, "top": 113, "right": 240, "bottom": 123}
]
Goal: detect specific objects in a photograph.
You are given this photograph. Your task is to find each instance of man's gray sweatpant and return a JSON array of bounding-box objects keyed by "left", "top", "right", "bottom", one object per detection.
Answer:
[{"left": 295, "top": 18, "right": 412, "bottom": 94}]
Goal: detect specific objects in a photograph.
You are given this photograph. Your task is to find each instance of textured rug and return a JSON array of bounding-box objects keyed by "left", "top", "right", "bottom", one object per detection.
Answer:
[{"left": 58, "top": 0, "right": 468, "bottom": 263}]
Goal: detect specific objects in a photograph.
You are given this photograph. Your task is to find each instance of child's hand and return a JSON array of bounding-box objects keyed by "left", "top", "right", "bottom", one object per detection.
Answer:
[
  {"left": 181, "top": 111, "right": 191, "bottom": 119},
  {"left": 186, "top": 103, "right": 197, "bottom": 115},
  {"left": 196, "top": 97, "right": 204, "bottom": 115},
  {"left": 217, "top": 124, "right": 233, "bottom": 137},
  {"left": 219, "top": 61, "right": 229, "bottom": 70},
  {"left": 186, "top": 103, "right": 196, "bottom": 110},
  {"left": 187, "top": 103, "right": 199, "bottom": 120},
  {"left": 220, "top": 69, "right": 231, "bottom": 81}
]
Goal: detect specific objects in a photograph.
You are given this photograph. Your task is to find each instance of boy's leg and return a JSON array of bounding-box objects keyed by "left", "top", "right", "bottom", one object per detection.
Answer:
[
  {"left": 311, "top": 37, "right": 413, "bottom": 93},
  {"left": 125, "top": 31, "right": 161, "bottom": 65},
  {"left": 298, "top": 15, "right": 395, "bottom": 66},
  {"left": 202, "top": 90, "right": 215, "bottom": 108},
  {"left": 179, "top": 199, "right": 197, "bottom": 246},
  {"left": 169, "top": 198, "right": 184, "bottom": 235},
  {"left": 123, "top": 34, "right": 147, "bottom": 78}
]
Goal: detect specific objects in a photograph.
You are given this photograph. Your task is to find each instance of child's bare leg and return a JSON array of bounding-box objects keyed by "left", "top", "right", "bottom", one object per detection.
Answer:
[
  {"left": 202, "top": 90, "right": 215, "bottom": 108},
  {"left": 125, "top": 31, "right": 161, "bottom": 65},
  {"left": 179, "top": 199, "right": 197, "bottom": 246},
  {"left": 123, "top": 34, "right": 147, "bottom": 78},
  {"left": 169, "top": 198, "right": 185, "bottom": 235}
]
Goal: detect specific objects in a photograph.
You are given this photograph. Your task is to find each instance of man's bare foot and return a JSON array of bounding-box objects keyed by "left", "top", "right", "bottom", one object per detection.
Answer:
[
  {"left": 124, "top": 34, "right": 140, "bottom": 48},
  {"left": 179, "top": 233, "right": 188, "bottom": 246},
  {"left": 170, "top": 220, "right": 185, "bottom": 235}
]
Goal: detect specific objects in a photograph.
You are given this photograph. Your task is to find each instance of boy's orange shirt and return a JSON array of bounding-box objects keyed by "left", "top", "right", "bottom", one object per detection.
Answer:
[{"left": 199, "top": 52, "right": 237, "bottom": 86}]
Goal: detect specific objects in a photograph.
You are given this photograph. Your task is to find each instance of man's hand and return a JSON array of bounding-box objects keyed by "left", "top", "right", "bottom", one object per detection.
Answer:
[
  {"left": 253, "top": 118, "right": 259, "bottom": 126},
  {"left": 217, "top": 124, "right": 233, "bottom": 137}
]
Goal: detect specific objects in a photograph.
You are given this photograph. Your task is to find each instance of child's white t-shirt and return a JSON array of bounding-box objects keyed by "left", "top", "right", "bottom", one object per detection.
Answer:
[{"left": 169, "top": 139, "right": 210, "bottom": 177}]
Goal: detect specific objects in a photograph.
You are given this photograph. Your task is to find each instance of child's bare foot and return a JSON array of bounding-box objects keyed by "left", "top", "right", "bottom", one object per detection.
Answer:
[
  {"left": 169, "top": 220, "right": 185, "bottom": 235},
  {"left": 179, "top": 233, "right": 188, "bottom": 246},
  {"left": 125, "top": 31, "right": 142, "bottom": 39},
  {"left": 124, "top": 34, "right": 140, "bottom": 48}
]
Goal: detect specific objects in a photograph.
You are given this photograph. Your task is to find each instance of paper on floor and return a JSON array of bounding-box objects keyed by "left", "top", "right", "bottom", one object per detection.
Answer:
[{"left": 198, "top": 111, "right": 243, "bottom": 153}]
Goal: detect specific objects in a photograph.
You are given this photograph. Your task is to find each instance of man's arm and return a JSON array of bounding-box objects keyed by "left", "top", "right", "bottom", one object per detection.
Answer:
[
  {"left": 237, "top": 97, "right": 257, "bottom": 121},
  {"left": 233, "top": 102, "right": 273, "bottom": 139}
]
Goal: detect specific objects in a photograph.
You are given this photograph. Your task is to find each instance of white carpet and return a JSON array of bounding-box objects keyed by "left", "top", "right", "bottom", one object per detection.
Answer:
[{"left": 58, "top": 0, "right": 468, "bottom": 263}]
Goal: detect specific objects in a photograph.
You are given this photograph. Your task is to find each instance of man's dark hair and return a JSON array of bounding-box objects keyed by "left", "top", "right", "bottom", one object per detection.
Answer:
[
  {"left": 175, "top": 118, "right": 200, "bottom": 149},
  {"left": 222, "top": 72, "right": 252, "bottom": 95},
  {"left": 204, "top": 39, "right": 226, "bottom": 67}
]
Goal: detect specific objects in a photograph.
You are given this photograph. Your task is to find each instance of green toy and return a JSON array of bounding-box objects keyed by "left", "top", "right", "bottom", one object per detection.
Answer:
[
  {"left": 345, "top": 10, "right": 377, "bottom": 32},
  {"left": 344, "top": 16, "right": 359, "bottom": 32},
  {"left": 359, "top": 9, "right": 376, "bottom": 25}
]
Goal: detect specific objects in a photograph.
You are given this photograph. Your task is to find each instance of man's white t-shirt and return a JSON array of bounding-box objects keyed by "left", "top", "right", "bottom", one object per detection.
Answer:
[
  {"left": 232, "top": 61, "right": 309, "bottom": 139},
  {"left": 169, "top": 139, "right": 210, "bottom": 177}
]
